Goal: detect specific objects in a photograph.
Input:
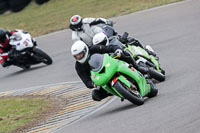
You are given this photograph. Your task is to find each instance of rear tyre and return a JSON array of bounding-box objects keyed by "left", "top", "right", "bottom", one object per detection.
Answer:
[
  {"left": 146, "top": 80, "right": 158, "bottom": 98},
  {"left": 148, "top": 68, "right": 165, "bottom": 82},
  {"left": 114, "top": 80, "right": 144, "bottom": 105},
  {"left": 33, "top": 48, "right": 53, "bottom": 65}
]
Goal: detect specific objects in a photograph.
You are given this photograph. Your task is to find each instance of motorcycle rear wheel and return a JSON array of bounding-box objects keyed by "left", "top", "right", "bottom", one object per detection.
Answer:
[{"left": 146, "top": 80, "right": 158, "bottom": 98}]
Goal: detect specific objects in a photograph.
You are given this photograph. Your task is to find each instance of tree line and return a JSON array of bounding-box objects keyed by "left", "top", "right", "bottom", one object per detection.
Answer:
[{"left": 0, "top": 0, "right": 49, "bottom": 14}]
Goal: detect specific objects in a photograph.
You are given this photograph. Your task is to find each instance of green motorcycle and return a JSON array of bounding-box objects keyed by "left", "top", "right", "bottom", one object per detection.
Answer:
[
  {"left": 117, "top": 32, "right": 165, "bottom": 82},
  {"left": 89, "top": 53, "right": 158, "bottom": 105},
  {"left": 124, "top": 44, "right": 165, "bottom": 82}
]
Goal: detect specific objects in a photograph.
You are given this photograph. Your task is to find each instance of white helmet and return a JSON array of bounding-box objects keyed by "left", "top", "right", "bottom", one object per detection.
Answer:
[
  {"left": 92, "top": 32, "right": 109, "bottom": 46},
  {"left": 71, "top": 41, "right": 89, "bottom": 64}
]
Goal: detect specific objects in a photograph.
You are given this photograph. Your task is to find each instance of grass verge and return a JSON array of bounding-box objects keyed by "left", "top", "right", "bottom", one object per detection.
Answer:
[
  {"left": 0, "top": 0, "right": 183, "bottom": 37},
  {"left": 0, "top": 96, "right": 60, "bottom": 133}
]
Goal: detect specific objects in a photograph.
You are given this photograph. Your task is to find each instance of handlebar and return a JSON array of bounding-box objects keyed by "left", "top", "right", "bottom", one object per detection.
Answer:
[{"left": 111, "top": 51, "right": 121, "bottom": 59}]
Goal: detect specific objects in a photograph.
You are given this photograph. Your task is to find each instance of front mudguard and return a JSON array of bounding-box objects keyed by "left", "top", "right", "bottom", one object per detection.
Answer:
[{"left": 102, "top": 75, "right": 130, "bottom": 98}]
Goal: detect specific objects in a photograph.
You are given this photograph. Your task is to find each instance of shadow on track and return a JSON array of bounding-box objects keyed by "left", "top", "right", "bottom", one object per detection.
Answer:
[
  {"left": 2, "top": 65, "right": 47, "bottom": 78},
  {"left": 93, "top": 101, "right": 137, "bottom": 119}
]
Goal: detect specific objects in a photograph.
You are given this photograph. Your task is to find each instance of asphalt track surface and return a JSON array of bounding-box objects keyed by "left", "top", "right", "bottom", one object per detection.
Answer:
[{"left": 1, "top": 0, "right": 200, "bottom": 133}]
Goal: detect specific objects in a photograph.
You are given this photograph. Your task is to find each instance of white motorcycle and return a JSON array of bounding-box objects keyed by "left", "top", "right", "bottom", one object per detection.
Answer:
[{"left": 4, "top": 30, "right": 53, "bottom": 69}]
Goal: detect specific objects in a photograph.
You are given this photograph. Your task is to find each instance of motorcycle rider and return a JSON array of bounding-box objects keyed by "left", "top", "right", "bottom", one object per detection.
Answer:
[
  {"left": 71, "top": 40, "right": 142, "bottom": 101},
  {"left": 69, "top": 15, "right": 113, "bottom": 46},
  {"left": 92, "top": 32, "right": 149, "bottom": 75},
  {"left": 69, "top": 15, "right": 157, "bottom": 57},
  {"left": 0, "top": 28, "right": 37, "bottom": 67},
  {"left": 71, "top": 40, "right": 120, "bottom": 101}
]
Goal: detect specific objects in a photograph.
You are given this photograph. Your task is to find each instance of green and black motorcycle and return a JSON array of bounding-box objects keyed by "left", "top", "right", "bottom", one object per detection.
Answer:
[
  {"left": 121, "top": 32, "right": 165, "bottom": 82},
  {"left": 124, "top": 44, "right": 165, "bottom": 82},
  {"left": 89, "top": 53, "right": 158, "bottom": 105}
]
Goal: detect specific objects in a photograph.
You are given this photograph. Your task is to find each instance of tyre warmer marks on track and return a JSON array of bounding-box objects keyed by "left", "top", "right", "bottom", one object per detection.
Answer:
[{"left": 0, "top": 82, "right": 111, "bottom": 133}]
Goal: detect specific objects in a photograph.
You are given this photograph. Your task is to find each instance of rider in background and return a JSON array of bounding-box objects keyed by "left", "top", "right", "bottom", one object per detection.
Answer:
[
  {"left": 69, "top": 15, "right": 113, "bottom": 46},
  {"left": 0, "top": 29, "right": 14, "bottom": 53},
  {"left": 0, "top": 28, "right": 37, "bottom": 67},
  {"left": 69, "top": 15, "right": 157, "bottom": 57},
  {"left": 92, "top": 32, "right": 149, "bottom": 75}
]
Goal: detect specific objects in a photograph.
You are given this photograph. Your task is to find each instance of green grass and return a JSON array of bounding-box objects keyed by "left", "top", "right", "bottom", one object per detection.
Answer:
[
  {"left": 0, "top": 0, "right": 183, "bottom": 37},
  {"left": 0, "top": 97, "right": 51, "bottom": 133}
]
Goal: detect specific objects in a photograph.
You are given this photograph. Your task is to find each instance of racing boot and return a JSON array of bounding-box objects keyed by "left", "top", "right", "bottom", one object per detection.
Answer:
[
  {"left": 92, "top": 87, "right": 112, "bottom": 101},
  {"left": 1, "top": 59, "right": 12, "bottom": 67}
]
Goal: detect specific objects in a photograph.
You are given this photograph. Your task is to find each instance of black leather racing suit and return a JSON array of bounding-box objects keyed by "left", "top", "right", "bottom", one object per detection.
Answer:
[
  {"left": 75, "top": 45, "right": 119, "bottom": 88},
  {"left": 75, "top": 44, "right": 120, "bottom": 101},
  {"left": 75, "top": 44, "right": 140, "bottom": 101}
]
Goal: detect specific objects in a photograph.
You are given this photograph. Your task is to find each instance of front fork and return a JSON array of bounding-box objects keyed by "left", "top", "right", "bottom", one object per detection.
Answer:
[{"left": 103, "top": 74, "right": 150, "bottom": 99}]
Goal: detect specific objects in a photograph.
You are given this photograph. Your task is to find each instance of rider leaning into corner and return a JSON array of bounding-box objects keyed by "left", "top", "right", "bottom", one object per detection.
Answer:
[
  {"left": 71, "top": 40, "right": 147, "bottom": 101},
  {"left": 92, "top": 32, "right": 151, "bottom": 75},
  {"left": 0, "top": 28, "right": 37, "bottom": 67},
  {"left": 69, "top": 15, "right": 158, "bottom": 58},
  {"left": 71, "top": 40, "right": 119, "bottom": 101}
]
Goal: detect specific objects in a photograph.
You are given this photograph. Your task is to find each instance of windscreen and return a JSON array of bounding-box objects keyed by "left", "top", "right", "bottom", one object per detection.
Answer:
[
  {"left": 88, "top": 54, "right": 104, "bottom": 72},
  {"left": 10, "top": 33, "right": 22, "bottom": 41}
]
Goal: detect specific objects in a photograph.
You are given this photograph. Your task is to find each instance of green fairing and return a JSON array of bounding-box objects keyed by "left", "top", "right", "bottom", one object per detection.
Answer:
[
  {"left": 150, "top": 55, "right": 161, "bottom": 72},
  {"left": 91, "top": 54, "right": 118, "bottom": 86},
  {"left": 130, "top": 46, "right": 149, "bottom": 59},
  {"left": 90, "top": 54, "right": 150, "bottom": 98},
  {"left": 125, "top": 45, "right": 161, "bottom": 72},
  {"left": 117, "top": 61, "right": 150, "bottom": 97}
]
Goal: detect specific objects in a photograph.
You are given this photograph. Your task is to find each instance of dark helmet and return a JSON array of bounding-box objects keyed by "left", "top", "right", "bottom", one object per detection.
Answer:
[
  {"left": 69, "top": 15, "right": 83, "bottom": 31},
  {"left": 0, "top": 28, "right": 7, "bottom": 43}
]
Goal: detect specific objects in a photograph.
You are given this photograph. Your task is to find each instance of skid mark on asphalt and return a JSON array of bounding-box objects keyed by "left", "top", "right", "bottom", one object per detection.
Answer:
[{"left": 0, "top": 82, "right": 111, "bottom": 133}]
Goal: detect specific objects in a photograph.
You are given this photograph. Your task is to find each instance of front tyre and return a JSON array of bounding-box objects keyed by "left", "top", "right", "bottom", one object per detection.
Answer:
[
  {"left": 113, "top": 80, "right": 144, "bottom": 105},
  {"left": 148, "top": 68, "right": 165, "bottom": 82},
  {"left": 33, "top": 48, "right": 53, "bottom": 65},
  {"left": 161, "top": 68, "right": 165, "bottom": 75}
]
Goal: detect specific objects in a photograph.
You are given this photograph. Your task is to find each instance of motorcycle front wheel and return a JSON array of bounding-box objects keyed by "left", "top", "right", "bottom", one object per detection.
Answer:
[
  {"left": 148, "top": 68, "right": 165, "bottom": 82},
  {"left": 113, "top": 80, "right": 144, "bottom": 105},
  {"left": 33, "top": 48, "right": 53, "bottom": 65}
]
